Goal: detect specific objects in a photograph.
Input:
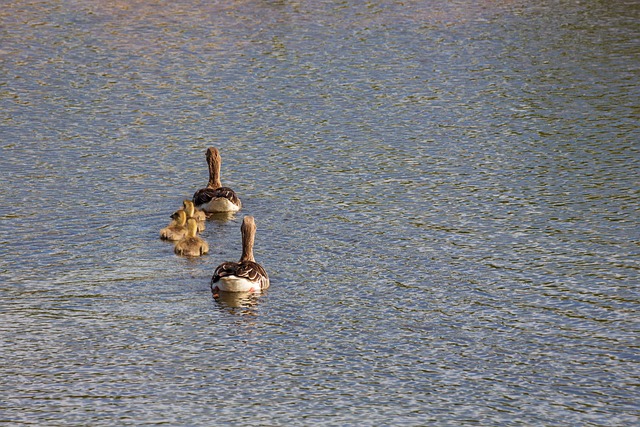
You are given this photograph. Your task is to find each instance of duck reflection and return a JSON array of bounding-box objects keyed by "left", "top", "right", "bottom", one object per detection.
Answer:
[
  {"left": 206, "top": 211, "right": 237, "bottom": 223},
  {"left": 212, "top": 289, "right": 264, "bottom": 314}
]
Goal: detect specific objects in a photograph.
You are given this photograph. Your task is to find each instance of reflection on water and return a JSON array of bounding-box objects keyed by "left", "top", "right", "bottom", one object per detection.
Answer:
[
  {"left": 1, "top": 0, "right": 638, "bottom": 425},
  {"left": 213, "top": 290, "right": 262, "bottom": 314},
  {"left": 205, "top": 211, "right": 238, "bottom": 223}
]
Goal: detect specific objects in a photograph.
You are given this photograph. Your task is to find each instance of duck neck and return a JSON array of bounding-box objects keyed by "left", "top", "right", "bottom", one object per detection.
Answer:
[
  {"left": 186, "top": 219, "right": 198, "bottom": 238},
  {"left": 184, "top": 202, "right": 195, "bottom": 218},
  {"left": 240, "top": 222, "right": 256, "bottom": 263},
  {"left": 176, "top": 211, "right": 187, "bottom": 226},
  {"left": 207, "top": 154, "right": 222, "bottom": 189}
]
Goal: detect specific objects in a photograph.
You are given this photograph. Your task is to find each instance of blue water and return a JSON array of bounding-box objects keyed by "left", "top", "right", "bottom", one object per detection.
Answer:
[{"left": 1, "top": 0, "right": 638, "bottom": 425}]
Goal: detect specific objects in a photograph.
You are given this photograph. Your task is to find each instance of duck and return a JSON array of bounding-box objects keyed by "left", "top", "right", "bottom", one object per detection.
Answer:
[
  {"left": 183, "top": 199, "right": 207, "bottom": 221},
  {"left": 175, "top": 218, "right": 209, "bottom": 257},
  {"left": 192, "top": 147, "right": 242, "bottom": 213},
  {"left": 182, "top": 199, "right": 206, "bottom": 232},
  {"left": 160, "top": 209, "right": 188, "bottom": 241},
  {"left": 211, "top": 215, "right": 269, "bottom": 293}
]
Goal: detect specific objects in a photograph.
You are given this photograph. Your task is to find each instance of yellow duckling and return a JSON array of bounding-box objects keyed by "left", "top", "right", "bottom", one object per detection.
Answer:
[
  {"left": 160, "top": 209, "right": 187, "bottom": 241},
  {"left": 175, "top": 218, "right": 209, "bottom": 257},
  {"left": 183, "top": 199, "right": 206, "bottom": 232}
]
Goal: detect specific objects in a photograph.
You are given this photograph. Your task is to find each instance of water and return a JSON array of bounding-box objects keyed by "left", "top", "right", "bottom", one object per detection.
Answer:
[{"left": 1, "top": 0, "right": 638, "bottom": 425}]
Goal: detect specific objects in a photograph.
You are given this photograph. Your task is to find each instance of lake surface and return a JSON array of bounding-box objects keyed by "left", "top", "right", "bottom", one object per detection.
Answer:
[{"left": 1, "top": 0, "right": 638, "bottom": 425}]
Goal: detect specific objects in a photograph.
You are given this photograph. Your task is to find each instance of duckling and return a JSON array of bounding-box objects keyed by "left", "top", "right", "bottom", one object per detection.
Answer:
[
  {"left": 174, "top": 218, "right": 209, "bottom": 257},
  {"left": 192, "top": 147, "right": 242, "bottom": 213},
  {"left": 211, "top": 216, "right": 269, "bottom": 292},
  {"left": 183, "top": 199, "right": 206, "bottom": 232},
  {"left": 160, "top": 209, "right": 187, "bottom": 241}
]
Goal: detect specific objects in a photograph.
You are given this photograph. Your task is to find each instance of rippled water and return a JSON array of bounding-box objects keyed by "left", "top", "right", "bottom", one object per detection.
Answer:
[{"left": 1, "top": 0, "right": 638, "bottom": 425}]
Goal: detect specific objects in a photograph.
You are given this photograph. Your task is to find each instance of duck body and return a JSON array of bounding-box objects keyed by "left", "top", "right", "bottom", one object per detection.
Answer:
[
  {"left": 193, "top": 187, "right": 241, "bottom": 213},
  {"left": 175, "top": 236, "right": 209, "bottom": 257},
  {"left": 212, "top": 260, "right": 269, "bottom": 292},
  {"left": 174, "top": 218, "right": 209, "bottom": 257},
  {"left": 191, "top": 206, "right": 207, "bottom": 222}
]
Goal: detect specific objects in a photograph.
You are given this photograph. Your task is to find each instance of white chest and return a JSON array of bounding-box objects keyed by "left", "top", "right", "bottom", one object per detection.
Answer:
[
  {"left": 215, "top": 276, "right": 260, "bottom": 293},
  {"left": 201, "top": 197, "right": 240, "bottom": 213}
]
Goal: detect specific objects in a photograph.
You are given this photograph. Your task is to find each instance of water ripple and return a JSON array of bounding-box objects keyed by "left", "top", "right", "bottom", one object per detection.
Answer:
[{"left": 2, "top": 0, "right": 639, "bottom": 425}]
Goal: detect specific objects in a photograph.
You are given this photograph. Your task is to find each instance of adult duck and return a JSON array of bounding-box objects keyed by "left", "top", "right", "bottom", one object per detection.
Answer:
[
  {"left": 175, "top": 218, "right": 209, "bottom": 257},
  {"left": 192, "top": 147, "right": 241, "bottom": 213},
  {"left": 211, "top": 216, "right": 269, "bottom": 293}
]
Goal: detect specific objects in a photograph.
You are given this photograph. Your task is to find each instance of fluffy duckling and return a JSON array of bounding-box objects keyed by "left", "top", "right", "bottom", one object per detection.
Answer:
[
  {"left": 183, "top": 199, "right": 206, "bottom": 232},
  {"left": 192, "top": 147, "right": 242, "bottom": 213},
  {"left": 160, "top": 209, "right": 187, "bottom": 241},
  {"left": 174, "top": 218, "right": 209, "bottom": 257},
  {"left": 211, "top": 216, "right": 269, "bottom": 293}
]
